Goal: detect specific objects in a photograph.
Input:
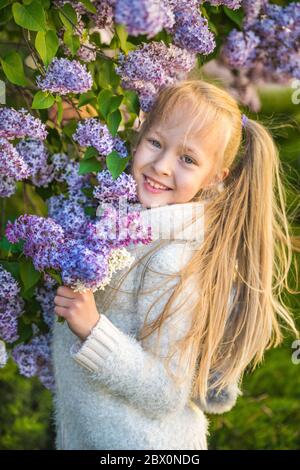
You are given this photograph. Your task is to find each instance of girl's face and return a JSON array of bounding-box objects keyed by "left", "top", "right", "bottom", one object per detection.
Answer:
[{"left": 132, "top": 115, "right": 230, "bottom": 209}]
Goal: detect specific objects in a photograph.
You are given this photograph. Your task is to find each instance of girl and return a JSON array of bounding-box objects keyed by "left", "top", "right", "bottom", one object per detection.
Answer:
[{"left": 52, "top": 79, "right": 299, "bottom": 450}]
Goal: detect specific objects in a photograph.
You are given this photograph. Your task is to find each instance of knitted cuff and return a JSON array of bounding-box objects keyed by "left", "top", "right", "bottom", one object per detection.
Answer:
[{"left": 69, "top": 314, "right": 129, "bottom": 372}]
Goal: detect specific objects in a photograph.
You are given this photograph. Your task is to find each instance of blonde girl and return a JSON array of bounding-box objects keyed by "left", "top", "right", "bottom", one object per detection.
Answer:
[{"left": 53, "top": 79, "right": 299, "bottom": 450}]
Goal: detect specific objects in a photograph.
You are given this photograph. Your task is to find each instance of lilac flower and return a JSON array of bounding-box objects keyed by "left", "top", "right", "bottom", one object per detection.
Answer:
[
  {"left": 242, "top": 0, "right": 268, "bottom": 27},
  {"left": 93, "top": 169, "right": 138, "bottom": 205},
  {"left": 0, "top": 138, "right": 30, "bottom": 180},
  {"left": 50, "top": 153, "right": 90, "bottom": 192},
  {"left": 36, "top": 58, "right": 93, "bottom": 95},
  {"left": 222, "top": 29, "right": 260, "bottom": 68},
  {"left": 223, "top": 1, "right": 300, "bottom": 80},
  {"left": 15, "top": 139, "right": 49, "bottom": 177},
  {"left": 12, "top": 332, "right": 55, "bottom": 390},
  {"left": 0, "top": 310, "right": 19, "bottom": 343},
  {"left": 31, "top": 164, "right": 55, "bottom": 188},
  {"left": 114, "top": 0, "right": 175, "bottom": 39},
  {"left": 91, "top": 206, "right": 152, "bottom": 248},
  {"left": 113, "top": 135, "right": 128, "bottom": 158},
  {"left": 0, "top": 265, "right": 20, "bottom": 301},
  {"left": 5, "top": 215, "right": 65, "bottom": 271},
  {"left": 0, "top": 267, "right": 25, "bottom": 343},
  {"left": 34, "top": 284, "right": 56, "bottom": 329},
  {"left": 207, "top": 0, "right": 242, "bottom": 8},
  {"left": 115, "top": 41, "right": 196, "bottom": 112},
  {"left": 47, "top": 194, "right": 90, "bottom": 237},
  {"left": 0, "top": 107, "right": 48, "bottom": 140},
  {"left": 0, "top": 175, "right": 16, "bottom": 198},
  {"left": 169, "top": 6, "right": 216, "bottom": 55},
  {"left": 57, "top": 238, "right": 111, "bottom": 292},
  {"left": 73, "top": 118, "right": 115, "bottom": 156},
  {"left": 76, "top": 39, "right": 97, "bottom": 63},
  {"left": 0, "top": 298, "right": 24, "bottom": 344}
]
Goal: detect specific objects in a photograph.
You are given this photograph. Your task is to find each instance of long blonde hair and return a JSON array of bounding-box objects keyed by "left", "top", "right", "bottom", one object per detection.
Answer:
[{"left": 102, "top": 78, "right": 300, "bottom": 405}]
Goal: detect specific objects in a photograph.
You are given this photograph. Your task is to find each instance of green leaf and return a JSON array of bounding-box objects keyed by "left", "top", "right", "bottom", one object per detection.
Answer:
[
  {"left": 45, "top": 268, "right": 62, "bottom": 285},
  {"left": 97, "top": 59, "right": 120, "bottom": 90},
  {"left": 97, "top": 88, "right": 113, "bottom": 119},
  {"left": 0, "top": 51, "right": 28, "bottom": 86},
  {"left": 78, "top": 90, "right": 96, "bottom": 107},
  {"left": 79, "top": 157, "right": 102, "bottom": 175},
  {"left": 0, "top": 261, "right": 21, "bottom": 282},
  {"left": 59, "top": 2, "right": 77, "bottom": 31},
  {"left": 35, "top": 30, "right": 59, "bottom": 67},
  {"left": 17, "top": 322, "right": 33, "bottom": 343},
  {"left": 107, "top": 109, "right": 121, "bottom": 136},
  {"left": 109, "top": 95, "right": 123, "bottom": 113},
  {"left": 0, "top": 0, "right": 10, "bottom": 9},
  {"left": 32, "top": 90, "right": 55, "bottom": 109},
  {"left": 20, "top": 259, "right": 41, "bottom": 292},
  {"left": 223, "top": 6, "right": 244, "bottom": 28},
  {"left": 0, "top": 236, "right": 24, "bottom": 255},
  {"left": 0, "top": 5, "right": 12, "bottom": 25},
  {"left": 62, "top": 118, "right": 77, "bottom": 137},
  {"left": 12, "top": 1, "right": 47, "bottom": 32},
  {"left": 56, "top": 95, "right": 63, "bottom": 125},
  {"left": 79, "top": 0, "right": 97, "bottom": 14},
  {"left": 106, "top": 151, "right": 130, "bottom": 179},
  {"left": 84, "top": 146, "right": 99, "bottom": 160},
  {"left": 115, "top": 23, "right": 128, "bottom": 52},
  {"left": 63, "top": 29, "right": 80, "bottom": 56},
  {"left": 124, "top": 90, "right": 139, "bottom": 115}
]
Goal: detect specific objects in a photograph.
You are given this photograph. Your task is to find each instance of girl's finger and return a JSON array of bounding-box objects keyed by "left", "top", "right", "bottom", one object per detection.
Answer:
[
  {"left": 54, "top": 295, "right": 73, "bottom": 307},
  {"left": 54, "top": 305, "right": 69, "bottom": 317}
]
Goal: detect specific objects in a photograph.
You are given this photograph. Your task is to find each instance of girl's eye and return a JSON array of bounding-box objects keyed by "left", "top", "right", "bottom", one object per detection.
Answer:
[
  {"left": 147, "top": 138, "right": 161, "bottom": 148},
  {"left": 181, "top": 155, "right": 195, "bottom": 165},
  {"left": 147, "top": 139, "right": 195, "bottom": 165}
]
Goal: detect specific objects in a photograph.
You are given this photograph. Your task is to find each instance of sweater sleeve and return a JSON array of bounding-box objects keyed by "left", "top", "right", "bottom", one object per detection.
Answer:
[{"left": 70, "top": 242, "right": 199, "bottom": 420}]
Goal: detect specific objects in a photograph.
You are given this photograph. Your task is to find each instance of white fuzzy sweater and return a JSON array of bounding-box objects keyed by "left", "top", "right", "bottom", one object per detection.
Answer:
[{"left": 51, "top": 201, "right": 242, "bottom": 450}]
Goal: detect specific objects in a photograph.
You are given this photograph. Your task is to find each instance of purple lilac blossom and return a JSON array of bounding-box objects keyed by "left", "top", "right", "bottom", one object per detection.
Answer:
[
  {"left": 15, "top": 139, "right": 49, "bottom": 177},
  {"left": 0, "top": 138, "right": 30, "bottom": 180},
  {"left": 206, "top": 0, "right": 242, "bottom": 8},
  {"left": 73, "top": 118, "right": 115, "bottom": 156},
  {"left": 36, "top": 58, "right": 93, "bottom": 95},
  {"left": 0, "top": 107, "right": 48, "bottom": 141},
  {"left": 34, "top": 284, "right": 56, "bottom": 329},
  {"left": 0, "top": 266, "right": 25, "bottom": 343},
  {"left": 57, "top": 238, "right": 111, "bottom": 292},
  {"left": 222, "top": 29, "right": 260, "bottom": 68},
  {"left": 46, "top": 194, "right": 91, "bottom": 237},
  {"left": 115, "top": 41, "right": 196, "bottom": 112},
  {"left": 5, "top": 215, "right": 65, "bottom": 271},
  {"left": 114, "top": 0, "right": 175, "bottom": 39},
  {"left": 93, "top": 169, "right": 138, "bottom": 205},
  {"left": 223, "top": 1, "right": 300, "bottom": 80},
  {"left": 12, "top": 332, "right": 55, "bottom": 391},
  {"left": 167, "top": 5, "right": 216, "bottom": 54},
  {"left": 0, "top": 175, "right": 16, "bottom": 198}
]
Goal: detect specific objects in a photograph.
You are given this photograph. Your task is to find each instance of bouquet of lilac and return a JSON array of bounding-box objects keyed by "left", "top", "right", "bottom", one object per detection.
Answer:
[{"left": 5, "top": 171, "right": 152, "bottom": 293}]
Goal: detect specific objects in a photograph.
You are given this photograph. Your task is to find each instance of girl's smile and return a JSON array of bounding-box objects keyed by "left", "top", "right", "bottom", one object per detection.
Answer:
[{"left": 143, "top": 174, "right": 173, "bottom": 193}]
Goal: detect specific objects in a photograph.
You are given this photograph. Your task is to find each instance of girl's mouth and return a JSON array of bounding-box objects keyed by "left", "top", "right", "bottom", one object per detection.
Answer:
[{"left": 143, "top": 174, "right": 172, "bottom": 194}]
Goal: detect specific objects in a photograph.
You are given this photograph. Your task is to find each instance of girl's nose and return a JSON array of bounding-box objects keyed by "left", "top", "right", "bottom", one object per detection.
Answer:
[{"left": 152, "top": 153, "right": 173, "bottom": 176}]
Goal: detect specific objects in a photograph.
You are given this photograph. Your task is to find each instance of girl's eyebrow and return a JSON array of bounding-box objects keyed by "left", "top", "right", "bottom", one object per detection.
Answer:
[{"left": 150, "top": 129, "right": 204, "bottom": 159}]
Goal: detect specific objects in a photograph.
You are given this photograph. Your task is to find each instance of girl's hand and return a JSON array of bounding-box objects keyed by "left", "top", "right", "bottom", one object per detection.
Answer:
[{"left": 54, "top": 285, "right": 101, "bottom": 341}]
